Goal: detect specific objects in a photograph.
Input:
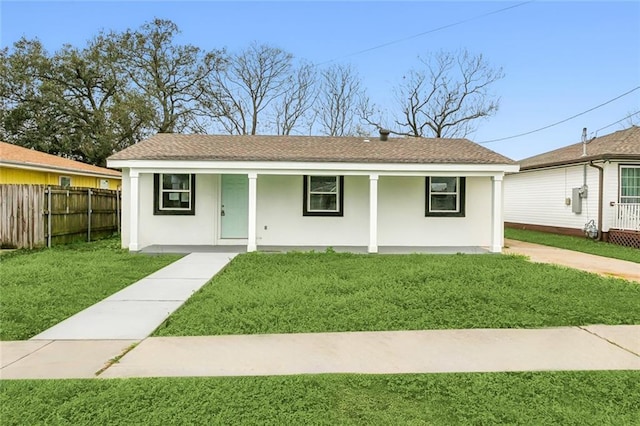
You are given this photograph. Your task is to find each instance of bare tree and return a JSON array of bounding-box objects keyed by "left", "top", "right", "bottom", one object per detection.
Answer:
[
  {"left": 622, "top": 111, "right": 640, "bottom": 128},
  {"left": 315, "top": 64, "right": 370, "bottom": 136},
  {"left": 206, "top": 42, "right": 296, "bottom": 135},
  {"left": 365, "top": 50, "right": 504, "bottom": 138},
  {"left": 273, "top": 62, "right": 317, "bottom": 135}
]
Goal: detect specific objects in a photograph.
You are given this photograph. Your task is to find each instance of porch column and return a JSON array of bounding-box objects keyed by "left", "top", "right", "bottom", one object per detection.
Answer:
[
  {"left": 490, "top": 174, "right": 504, "bottom": 253},
  {"left": 247, "top": 173, "right": 258, "bottom": 252},
  {"left": 129, "top": 170, "right": 140, "bottom": 251},
  {"left": 369, "top": 174, "right": 379, "bottom": 253}
]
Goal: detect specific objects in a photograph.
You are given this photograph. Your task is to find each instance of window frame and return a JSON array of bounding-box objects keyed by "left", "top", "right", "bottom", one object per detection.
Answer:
[
  {"left": 59, "top": 176, "right": 71, "bottom": 187},
  {"left": 153, "top": 173, "right": 196, "bottom": 216},
  {"left": 302, "top": 175, "right": 344, "bottom": 217},
  {"left": 425, "top": 176, "right": 466, "bottom": 217},
  {"left": 619, "top": 164, "right": 640, "bottom": 204}
]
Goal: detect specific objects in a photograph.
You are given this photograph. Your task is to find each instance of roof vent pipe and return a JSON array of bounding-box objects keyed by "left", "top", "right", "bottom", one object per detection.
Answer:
[
  {"left": 379, "top": 129, "right": 390, "bottom": 141},
  {"left": 581, "top": 127, "right": 587, "bottom": 157}
]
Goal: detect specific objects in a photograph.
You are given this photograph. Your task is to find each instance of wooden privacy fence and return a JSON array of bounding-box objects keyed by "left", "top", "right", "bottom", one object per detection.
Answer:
[{"left": 0, "top": 184, "right": 121, "bottom": 249}]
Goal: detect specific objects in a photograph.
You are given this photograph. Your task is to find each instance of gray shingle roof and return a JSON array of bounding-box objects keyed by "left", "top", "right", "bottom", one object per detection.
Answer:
[
  {"left": 108, "top": 134, "right": 516, "bottom": 165},
  {"left": 519, "top": 126, "right": 640, "bottom": 170}
]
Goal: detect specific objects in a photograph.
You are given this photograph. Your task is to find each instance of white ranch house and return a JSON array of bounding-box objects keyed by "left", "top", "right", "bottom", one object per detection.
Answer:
[
  {"left": 107, "top": 133, "right": 518, "bottom": 253},
  {"left": 504, "top": 126, "right": 640, "bottom": 248}
]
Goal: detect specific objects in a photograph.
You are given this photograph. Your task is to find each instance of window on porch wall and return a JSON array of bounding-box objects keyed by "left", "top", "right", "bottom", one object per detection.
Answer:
[
  {"left": 425, "top": 177, "right": 466, "bottom": 217},
  {"left": 620, "top": 166, "right": 640, "bottom": 203},
  {"left": 303, "top": 175, "right": 344, "bottom": 216},
  {"left": 153, "top": 173, "right": 196, "bottom": 215}
]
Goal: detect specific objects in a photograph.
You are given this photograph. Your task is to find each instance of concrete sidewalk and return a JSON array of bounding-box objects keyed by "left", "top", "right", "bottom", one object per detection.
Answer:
[
  {"left": 504, "top": 239, "right": 640, "bottom": 283},
  {"left": 1, "top": 242, "right": 639, "bottom": 380},
  {"left": 1, "top": 325, "right": 638, "bottom": 379},
  {"left": 31, "top": 252, "right": 238, "bottom": 340}
]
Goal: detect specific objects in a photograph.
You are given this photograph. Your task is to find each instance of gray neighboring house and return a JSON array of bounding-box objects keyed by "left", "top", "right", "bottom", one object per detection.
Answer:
[{"left": 504, "top": 126, "right": 640, "bottom": 248}]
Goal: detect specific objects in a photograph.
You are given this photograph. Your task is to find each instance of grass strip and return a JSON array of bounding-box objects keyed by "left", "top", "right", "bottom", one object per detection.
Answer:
[
  {"left": 0, "top": 238, "right": 181, "bottom": 340},
  {"left": 155, "top": 252, "right": 640, "bottom": 337},
  {"left": 1, "top": 371, "right": 638, "bottom": 425},
  {"left": 505, "top": 228, "right": 640, "bottom": 263}
]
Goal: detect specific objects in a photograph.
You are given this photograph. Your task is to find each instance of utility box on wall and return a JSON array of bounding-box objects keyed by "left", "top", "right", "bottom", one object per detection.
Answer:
[
  {"left": 572, "top": 188, "right": 582, "bottom": 213},
  {"left": 571, "top": 186, "right": 587, "bottom": 214}
]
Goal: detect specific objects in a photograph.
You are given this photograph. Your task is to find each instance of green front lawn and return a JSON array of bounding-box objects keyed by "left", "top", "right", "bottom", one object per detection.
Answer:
[
  {"left": 0, "top": 238, "right": 181, "bottom": 340},
  {"left": 155, "top": 252, "right": 640, "bottom": 337},
  {"left": 505, "top": 228, "right": 640, "bottom": 263},
  {"left": 1, "top": 372, "right": 638, "bottom": 425}
]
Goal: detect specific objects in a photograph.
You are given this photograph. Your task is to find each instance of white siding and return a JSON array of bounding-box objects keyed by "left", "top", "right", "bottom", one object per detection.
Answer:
[
  {"left": 603, "top": 161, "right": 640, "bottom": 231},
  {"left": 504, "top": 164, "right": 600, "bottom": 230},
  {"left": 602, "top": 162, "right": 618, "bottom": 231},
  {"left": 377, "top": 176, "right": 492, "bottom": 247}
]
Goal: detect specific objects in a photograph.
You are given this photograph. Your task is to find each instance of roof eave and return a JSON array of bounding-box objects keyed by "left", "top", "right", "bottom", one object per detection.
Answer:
[
  {"left": 520, "top": 153, "right": 640, "bottom": 171},
  {"left": 108, "top": 158, "right": 519, "bottom": 174},
  {"left": 1, "top": 160, "right": 122, "bottom": 178}
]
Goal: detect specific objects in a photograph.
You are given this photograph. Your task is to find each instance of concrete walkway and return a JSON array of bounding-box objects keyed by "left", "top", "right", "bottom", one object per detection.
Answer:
[
  {"left": 1, "top": 242, "right": 639, "bottom": 380},
  {"left": 31, "top": 252, "right": 238, "bottom": 340},
  {"left": 504, "top": 239, "right": 640, "bottom": 283}
]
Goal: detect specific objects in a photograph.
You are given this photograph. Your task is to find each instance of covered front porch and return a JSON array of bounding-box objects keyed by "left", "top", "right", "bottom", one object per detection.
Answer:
[{"left": 123, "top": 166, "right": 509, "bottom": 254}]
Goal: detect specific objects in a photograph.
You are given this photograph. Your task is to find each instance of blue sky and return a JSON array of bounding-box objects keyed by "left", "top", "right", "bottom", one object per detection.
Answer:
[{"left": 1, "top": 1, "right": 639, "bottom": 160}]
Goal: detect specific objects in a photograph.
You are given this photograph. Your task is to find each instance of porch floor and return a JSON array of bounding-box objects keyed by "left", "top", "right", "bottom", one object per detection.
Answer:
[{"left": 139, "top": 245, "right": 491, "bottom": 255}]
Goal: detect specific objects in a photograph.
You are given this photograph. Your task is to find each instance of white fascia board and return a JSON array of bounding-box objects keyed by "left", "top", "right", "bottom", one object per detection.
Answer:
[
  {"left": 109, "top": 159, "right": 519, "bottom": 176},
  {"left": 1, "top": 161, "right": 121, "bottom": 179}
]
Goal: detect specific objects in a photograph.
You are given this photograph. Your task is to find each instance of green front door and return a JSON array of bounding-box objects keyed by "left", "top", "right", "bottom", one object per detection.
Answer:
[{"left": 221, "top": 174, "right": 249, "bottom": 238}]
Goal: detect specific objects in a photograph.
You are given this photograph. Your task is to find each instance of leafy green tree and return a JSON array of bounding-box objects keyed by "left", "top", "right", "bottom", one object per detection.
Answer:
[
  {"left": 116, "top": 19, "right": 224, "bottom": 133},
  {"left": 0, "top": 38, "right": 61, "bottom": 153},
  {"left": 0, "top": 35, "right": 155, "bottom": 166}
]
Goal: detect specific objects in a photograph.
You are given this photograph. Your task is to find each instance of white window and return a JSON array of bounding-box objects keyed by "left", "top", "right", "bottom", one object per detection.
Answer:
[
  {"left": 98, "top": 179, "right": 109, "bottom": 189},
  {"left": 426, "top": 177, "right": 466, "bottom": 217},
  {"left": 620, "top": 166, "right": 640, "bottom": 204},
  {"left": 154, "top": 174, "right": 195, "bottom": 215},
  {"left": 303, "top": 175, "right": 344, "bottom": 216},
  {"left": 59, "top": 176, "right": 71, "bottom": 187}
]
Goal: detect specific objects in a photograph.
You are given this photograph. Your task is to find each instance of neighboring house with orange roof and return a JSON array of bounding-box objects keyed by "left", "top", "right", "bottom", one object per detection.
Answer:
[
  {"left": 504, "top": 126, "right": 640, "bottom": 247},
  {"left": 0, "top": 141, "right": 121, "bottom": 190},
  {"left": 107, "top": 132, "right": 518, "bottom": 253}
]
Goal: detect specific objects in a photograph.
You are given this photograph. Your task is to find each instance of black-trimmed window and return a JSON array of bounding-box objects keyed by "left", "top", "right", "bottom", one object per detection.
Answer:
[
  {"left": 425, "top": 177, "right": 465, "bottom": 217},
  {"left": 303, "top": 175, "right": 344, "bottom": 216},
  {"left": 154, "top": 173, "right": 196, "bottom": 215}
]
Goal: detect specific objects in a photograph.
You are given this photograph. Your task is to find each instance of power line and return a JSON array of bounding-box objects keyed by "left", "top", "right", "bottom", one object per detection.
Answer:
[
  {"left": 592, "top": 111, "right": 640, "bottom": 135},
  {"left": 477, "top": 86, "right": 640, "bottom": 144},
  {"left": 318, "top": 1, "right": 535, "bottom": 65}
]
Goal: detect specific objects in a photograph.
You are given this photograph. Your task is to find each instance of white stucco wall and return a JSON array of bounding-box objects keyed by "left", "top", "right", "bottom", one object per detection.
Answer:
[
  {"left": 136, "top": 173, "right": 218, "bottom": 248},
  {"left": 256, "top": 175, "right": 369, "bottom": 246},
  {"left": 504, "top": 164, "right": 600, "bottom": 231},
  {"left": 122, "top": 171, "right": 498, "bottom": 249},
  {"left": 377, "top": 176, "right": 493, "bottom": 247}
]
